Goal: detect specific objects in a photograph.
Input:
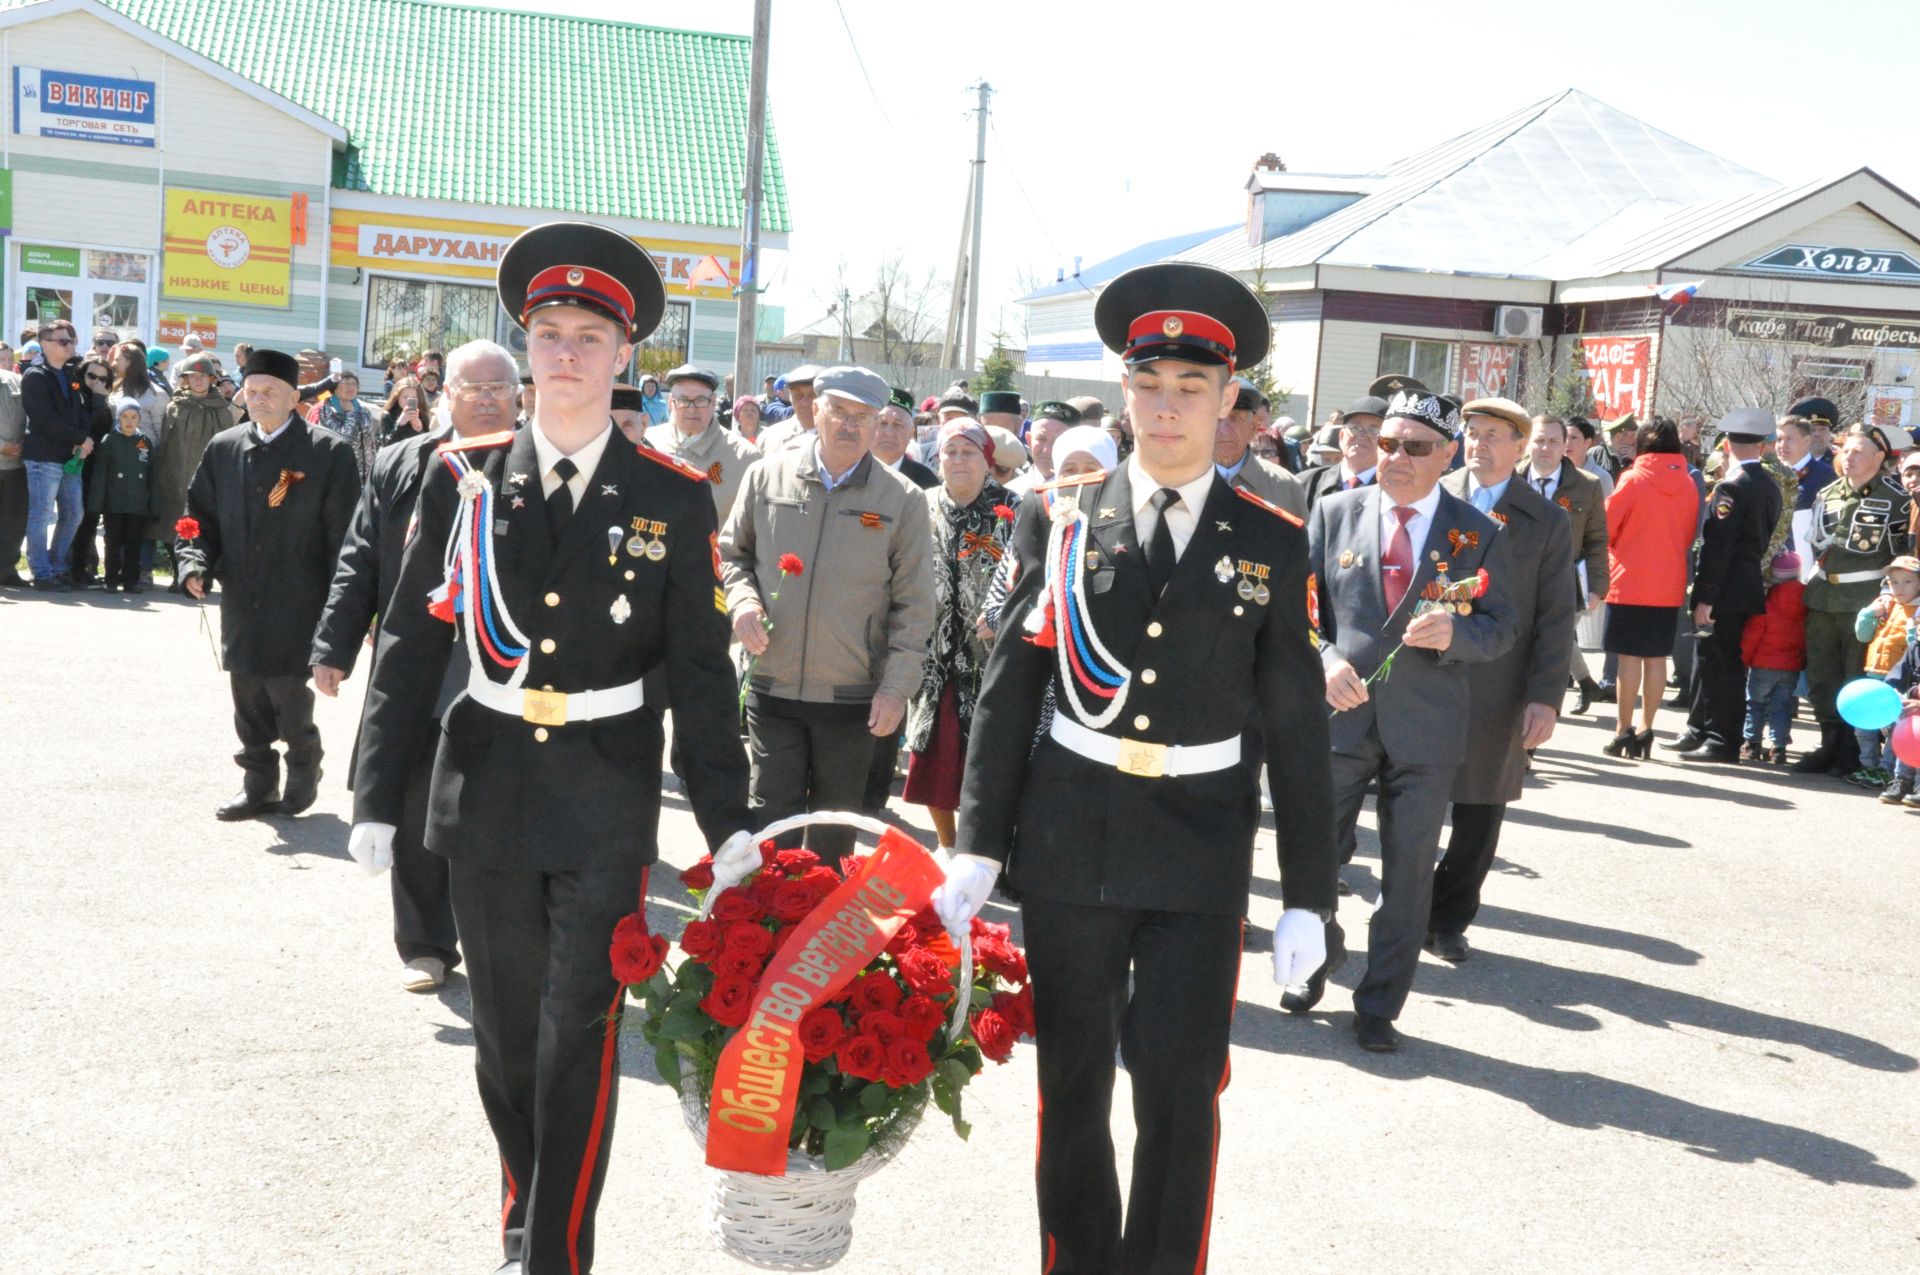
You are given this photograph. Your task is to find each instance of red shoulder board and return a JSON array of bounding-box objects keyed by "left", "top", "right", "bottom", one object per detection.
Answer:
[
  {"left": 635, "top": 443, "right": 709, "bottom": 482},
  {"left": 1035, "top": 469, "right": 1106, "bottom": 493},
  {"left": 1235, "top": 485, "right": 1303, "bottom": 527},
  {"left": 435, "top": 430, "right": 514, "bottom": 454}
]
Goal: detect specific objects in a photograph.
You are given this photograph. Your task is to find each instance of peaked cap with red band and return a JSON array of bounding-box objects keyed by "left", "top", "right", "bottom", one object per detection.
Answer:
[
  {"left": 1093, "top": 261, "right": 1270, "bottom": 372},
  {"left": 497, "top": 221, "right": 667, "bottom": 341}
]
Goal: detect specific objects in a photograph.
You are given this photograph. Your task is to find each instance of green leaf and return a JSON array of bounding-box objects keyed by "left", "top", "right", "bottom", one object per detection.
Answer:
[
  {"left": 655, "top": 1046, "right": 682, "bottom": 1087},
  {"left": 939, "top": 1058, "right": 973, "bottom": 1091},
  {"left": 800, "top": 1067, "right": 831, "bottom": 1097},
  {"left": 858, "top": 1082, "right": 894, "bottom": 1117},
  {"left": 930, "top": 1073, "right": 958, "bottom": 1117},
  {"left": 969, "top": 985, "right": 992, "bottom": 1010},
  {"left": 807, "top": 1097, "right": 836, "bottom": 1132},
  {"left": 657, "top": 1002, "right": 709, "bottom": 1042},
  {"left": 823, "top": 1125, "right": 871, "bottom": 1172},
  {"left": 647, "top": 970, "right": 673, "bottom": 999}
]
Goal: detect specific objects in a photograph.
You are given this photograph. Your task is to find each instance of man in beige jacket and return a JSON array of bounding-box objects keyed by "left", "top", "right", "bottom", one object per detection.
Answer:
[
  {"left": 719, "top": 365, "right": 935, "bottom": 861},
  {"left": 644, "top": 362, "right": 760, "bottom": 524}
]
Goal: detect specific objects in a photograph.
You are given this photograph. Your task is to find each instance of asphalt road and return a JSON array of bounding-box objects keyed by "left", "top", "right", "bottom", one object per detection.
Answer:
[{"left": 4, "top": 586, "right": 1915, "bottom": 1273}]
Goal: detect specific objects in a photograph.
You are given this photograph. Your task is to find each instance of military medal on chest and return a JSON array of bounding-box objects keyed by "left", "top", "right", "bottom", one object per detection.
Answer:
[
  {"left": 627, "top": 515, "right": 668, "bottom": 561},
  {"left": 1235, "top": 558, "right": 1272, "bottom": 605}
]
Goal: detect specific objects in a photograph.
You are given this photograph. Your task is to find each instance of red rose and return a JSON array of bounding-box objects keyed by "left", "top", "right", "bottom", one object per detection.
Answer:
[
  {"left": 758, "top": 839, "right": 780, "bottom": 866},
  {"left": 971, "top": 1007, "right": 1015, "bottom": 1063},
  {"left": 882, "top": 1036, "right": 935, "bottom": 1087},
  {"left": 861, "top": 1010, "right": 905, "bottom": 1042},
  {"left": 993, "top": 986, "right": 1036, "bottom": 1039},
  {"left": 849, "top": 971, "right": 903, "bottom": 1015},
  {"left": 798, "top": 1007, "right": 845, "bottom": 1063},
  {"left": 773, "top": 848, "right": 820, "bottom": 873},
  {"left": 899, "top": 995, "right": 945, "bottom": 1041},
  {"left": 835, "top": 1032, "right": 886, "bottom": 1081},
  {"left": 979, "top": 939, "right": 1028, "bottom": 986},
  {"left": 801, "top": 866, "right": 842, "bottom": 892},
  {"left": 608, "top": 914, "right": 669, "bottom": 984},
  {"left": 700, "top": 975, "right": 755, "bottom": 1027},
  {"left": 884, "top": 921, "right": 921, "bottom": 956},
  {"left": 679, "top": 857, "right": 716, "bottom": 891},
  {"left": 724, "top": 923, "right": 775, "bottom": 960},
  {"left": 749, "top": 873, "right": 786, "bottom": 909},
  {"left": 678, "top": 919, "right": 724, "bottom": 962},
  {"left": 779, "top": 552, "right": 806, "bottom": 577},
  {"left": 910, "top": 905, "right": 941, "bottom": 935},
  {"left": 174, "top": 516, "right": 201, "bottom": 541},
  {"left": 771, "top": 880, "right": 822, "bottom": 922},
  {"left": 715, "top": 949, "right": 763, "bottom": 979},
  {"left": 894, "top": 947, "right": 951, "bottom": 1000},
  {"left": 711, "top": 889, "right": 765, "bottom": 924}
]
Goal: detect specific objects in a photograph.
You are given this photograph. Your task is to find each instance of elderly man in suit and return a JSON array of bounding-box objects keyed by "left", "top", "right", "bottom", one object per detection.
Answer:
[
  {"left": 1520, "top": 414, "right": 1609, "bottom": 711},
  {"left": 1216, "top": 377, "right": 1305, "bottom": 517},
  {"left": 1427, "top": 399, "right": 1576, "bottom": 961},
  {"left": 1291, "top": 389, "right": 1516, "bottom": 1051},
  {"left": 1300, "top": 394, "right": 1387, "bottom": 511}
]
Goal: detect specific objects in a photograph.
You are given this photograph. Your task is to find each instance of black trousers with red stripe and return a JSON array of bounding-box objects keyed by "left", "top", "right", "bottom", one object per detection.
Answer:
[
  {"left": 1022, "top": 896, "right": 1244, "bottom": 1275},
  {"left": 448, "top": 860, "right": 644, "bottom": 1275}
]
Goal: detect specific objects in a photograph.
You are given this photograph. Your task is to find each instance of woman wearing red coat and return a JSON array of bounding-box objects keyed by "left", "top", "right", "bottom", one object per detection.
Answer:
[{"left": 1601, "top": 418, "right": 1702, "bottom": 758}]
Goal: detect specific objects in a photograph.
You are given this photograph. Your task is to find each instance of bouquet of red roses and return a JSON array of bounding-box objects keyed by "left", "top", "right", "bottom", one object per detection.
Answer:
[{"left": 624, "top": 838, "right": 1033, "bottom": 1172}]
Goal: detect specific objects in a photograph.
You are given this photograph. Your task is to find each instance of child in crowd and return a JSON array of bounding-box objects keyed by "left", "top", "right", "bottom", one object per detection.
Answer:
[
  {"left": 1851, "top": 556, "right": 1920, "bottom": 789},
  {"left": 1741, "top": 550, "right": 1808, "bottom": 763},
  {"left": 1879, "top": 610, "right": 1920, "bottom": 806},
  {"left": 87, "top": 398, "right": 155, "bottom": 592}
]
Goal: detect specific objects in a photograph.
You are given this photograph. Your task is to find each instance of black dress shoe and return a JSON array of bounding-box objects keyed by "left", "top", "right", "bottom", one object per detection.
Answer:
[
  {"left": 1675, "top": 743, "right": 1740, "bottom": 763},
  {"left": 1426, "top": 931, "right": 1470, "bottom": 962},
  {"left": 216, "top": 789, "right": 281, "bottom": 821},
  {"left": 278, "top": 764, "right": 323, "bottom": 816},
  {"left": 1280, "top": 947, "right": 1347, "bottom": 1015},
  {"left": 1662, "top": 731, "right": 1705, "bottom": 752},
  {"left": 1354, "top": 1012, "right": 1401, "bottom": 1052},
  {"left": 30, "top": 578, "right": 70, "bottom": 592}
]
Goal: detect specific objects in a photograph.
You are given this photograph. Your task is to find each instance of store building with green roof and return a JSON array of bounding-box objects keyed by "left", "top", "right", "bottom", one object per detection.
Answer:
[{"left": 0, "top": 0, "right": 788, "bottom": 376}]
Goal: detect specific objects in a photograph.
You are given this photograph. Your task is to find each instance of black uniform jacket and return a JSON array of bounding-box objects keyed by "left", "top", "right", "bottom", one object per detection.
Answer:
[
  {"left": 176, "top": 419, "right": 361, "bottom": 676},
  {"left": 1693, "top": 459, "right": 1782, "bottom": 617},
  {"left": 353, "top": 426, "right": 751, "bottom": 871},
  {"left": 1301, "top": 461, "right": 1374, "bottom": 512},
  {"left": 955, "top": 465, "right": 1337, "bottom": 918}
]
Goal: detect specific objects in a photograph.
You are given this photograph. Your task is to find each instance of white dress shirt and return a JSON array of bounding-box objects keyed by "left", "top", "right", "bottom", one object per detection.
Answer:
[
  {"left": 1526, "top": 465, "right": 1560, "bottom": 500},
  {"left": 253, "top": 415, "right": 295, "bottom": 445},
  {"left": 1378, "top": 483, "right": 1443, "bottom": 564},
  {"left": 530, "top": 421, "right": 613, "bottom": 503},
  {"left": 1128, "top": 456, "right": 1215, "bottom": 560}
]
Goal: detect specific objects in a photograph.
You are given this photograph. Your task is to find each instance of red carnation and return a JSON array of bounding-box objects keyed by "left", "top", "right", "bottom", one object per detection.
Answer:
[
  {"left": 993, "top": 503, "right": 1014, "bottom": 522},
  {"left": 711, "top": 889, "right": 765, "bottom": 924},
  {"left": 771, "top": 880, "right": 823, "bottom": 922},
  {"left": 882, "top": 1036, "right": 935, "bottom": 1087},
  {"left": 861, "top": 1010, "right": 906, "bottom": 1042},
  {"left": 700, "top": 974, "right": 755, "bottom": 1027},
  {"left": 899, "top": 995, "right": 945, "bottom": 1041},
  {"left": 972, "top": 1007, "right": 1015, "bottom": 1063},
  {"left": 836, "top": 1032, "right": 887, "bottom": 1082},
  {"left": 993, "top": 986, "right": 1036, "bottom": 1039},
  {"left": 849, "top": 971, "right": 903, "bottom": 1015},
  {"left": 1471, "top": 567, "right": 1490, "bottom": 598},
  {"left": 714, "top": 949, "right": 764, "bottom": 980},
  {"left": 778, "top": 553, "right": 805, "bottom": 577},
  {"left": 609, "top": 913, "right": 669, "bottom": 985},
  {"left": 680, "top": 858, "right": 716, "bottom": 890},
  {"left": 798, "top": 1007, "right": 846, "bottom": 1063},
  {"left": 174, "top": 516, "right": 201, "bottom": 542},
  {"left": 773, "top": 848, "right": 820, "bottom": 874},
  {"left": 895, "top": 947, "right": 951, "bottom": 1000},
  {"left": 678, "top": 918, "right": 724, "bottom": 962}
]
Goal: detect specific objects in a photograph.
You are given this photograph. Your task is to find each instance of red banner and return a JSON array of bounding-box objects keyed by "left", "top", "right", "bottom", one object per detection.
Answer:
[
  {"left": 1460, "top": 342, "right": 1518, "bottom": 400},
  {"left": 1580, "top": 336, "right": 1652, "bottom": 419},
  {"left": 704, "top": 828, "right": 945, "bottom": 1174}
]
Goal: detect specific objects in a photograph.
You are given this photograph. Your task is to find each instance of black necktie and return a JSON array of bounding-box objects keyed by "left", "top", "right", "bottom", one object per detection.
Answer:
[
  {"left": 547, "top": 456, "right": 577, "bottom": 540},
  {"left": 1145, "top": 487, "right": 1180, "bottom": 597}
]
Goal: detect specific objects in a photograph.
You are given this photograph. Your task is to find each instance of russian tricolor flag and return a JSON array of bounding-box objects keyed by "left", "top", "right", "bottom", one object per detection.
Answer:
[{"left": 1654, "top": 280, "right": 1701, "bottom": 307}]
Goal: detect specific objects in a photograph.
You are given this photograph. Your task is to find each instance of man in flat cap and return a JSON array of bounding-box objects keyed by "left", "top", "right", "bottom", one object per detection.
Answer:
[
  {"left": 1668, "top": 408, "right": 1783, "bottom": 763},
  {"left": 644, "top": 363, "right": 759, "bottom": 526},
  {"left": 719, "top": 365, "right": 935, "bottom": 865},
  {"left": 1294, "top": 388, "right": 1515, "bottom": 1049},
  {"left": 1300, "top": 395, "right": 1387, "bottom": 511},
  {"left": 1005, "top": 399, "right": 1083, "bottom": 497},
  {"left": 871, "top": 387, "right": 938, "bottom": 490},
  {"left": 349, "top": 221, "right": 753, "bottom": 1275},
  {"left": 934, "top": 261, "right": 1336, "bottom": 1272},
  {"left": 754, "top": 363, "right": 822, "bottom": 452},
  {"left": 1428, "top": 398, "right": 1574, "bottom": 960},
  {"left": 1216, "top": 376, "right": 1305, "bottom": 518},
  {"left": 176, "top": 348, "right": 362, "bottom": 820},
  {"left": 1795, "top": 420, "right": 1914, "bottom": 774},
  {"left": 1602, "top": 413, "right": 1638, "bottom": 478}
]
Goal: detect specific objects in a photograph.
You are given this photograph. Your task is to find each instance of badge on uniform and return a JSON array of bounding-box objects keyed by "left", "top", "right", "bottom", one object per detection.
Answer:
[
  {"left": 607, "top": 526, "right": 623, "bottom": 565},
  {"left": 1713, "top": 498, "right": 1733, "bottom": 520},
  {"left": 1339, "top": 549, "right": 1358, "bottom": 569},
  {"left": 627, "top": 516, "right": 667, "bottom": 560},
  {"left": 610, "top": 594, "right": 632, "bottom": 625},
  {"left": 708, "top": 461, "right": 724, "bottom": 484},
  {"left": 1236, "top": 558, "right": 1272, "bottom": 605},
  {"left": 1214, "top": 555, "right": 1235, "bottom": 583}
]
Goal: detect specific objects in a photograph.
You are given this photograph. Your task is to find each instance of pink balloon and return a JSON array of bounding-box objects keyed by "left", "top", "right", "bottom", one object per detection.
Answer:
[{"left": 1892, "top": 712, "right": 1920, "bottom": 768}]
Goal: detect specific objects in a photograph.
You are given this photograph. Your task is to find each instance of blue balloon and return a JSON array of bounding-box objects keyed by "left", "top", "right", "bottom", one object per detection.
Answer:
[{"left": 1837, "top": 678, "right": 1902, "bottom": 731}]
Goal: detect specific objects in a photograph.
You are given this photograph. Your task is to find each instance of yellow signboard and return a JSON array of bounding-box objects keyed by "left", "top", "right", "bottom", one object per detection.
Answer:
[{"left": 163, "top": 187, "right": 293, "bottom": 307}]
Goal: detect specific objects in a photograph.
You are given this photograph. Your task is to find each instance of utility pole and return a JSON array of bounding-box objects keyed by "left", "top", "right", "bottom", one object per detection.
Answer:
[
  {"left": 731, "top": 0, "right": 772, "bottom": 407},
  {"left": 962, "top": 80, "right": 992, "bottom": 371},
  {"left": 838, "top": 287, "right": 854, "bottom": 361}
]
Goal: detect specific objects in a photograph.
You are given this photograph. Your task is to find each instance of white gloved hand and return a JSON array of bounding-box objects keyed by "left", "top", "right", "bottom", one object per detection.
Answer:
[
  {"left": 328, "top": 356, "right": 343, "bottom": 376},
  {"left": 1270, "top": 908, "right": 1329, "bottom": 986},
  {"left": 348, "top": 821, "right": 396, "bottom": 878},
  {"left": 932, "top": 853, "right": 1001, "bottom": 939},
  {"left": 709, "top": 829, "right": 761, "bottom": 894}
]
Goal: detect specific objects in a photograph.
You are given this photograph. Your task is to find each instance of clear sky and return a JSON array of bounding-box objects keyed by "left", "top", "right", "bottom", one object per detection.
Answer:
[{"left": 505, "top": 0, "right": 1920, "bottom": 348}]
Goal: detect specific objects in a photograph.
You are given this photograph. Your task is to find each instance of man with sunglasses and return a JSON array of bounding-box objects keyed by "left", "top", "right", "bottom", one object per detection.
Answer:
[
  {"left": 1293, "top": 389, "right": 1516, "bottom": 1051},
  {"left": 18, "top": 320, "right": 93, "bottom": 589}
]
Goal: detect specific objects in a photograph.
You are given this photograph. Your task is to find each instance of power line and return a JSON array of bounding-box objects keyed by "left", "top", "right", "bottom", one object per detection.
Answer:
[
  {"left": 989, "top": 114, "right": 1073, "bottom": 274},
  {"left": 831, "top": 0, "right": 891, "bottom": 125}
]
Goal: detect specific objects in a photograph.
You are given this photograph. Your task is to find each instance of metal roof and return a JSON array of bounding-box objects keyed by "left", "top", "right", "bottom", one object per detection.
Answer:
[{"left": 1019, "top": 224, "right": 1238, "bottom": 302}]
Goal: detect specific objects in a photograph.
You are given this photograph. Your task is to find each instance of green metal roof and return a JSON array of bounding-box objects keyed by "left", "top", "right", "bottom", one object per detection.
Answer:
[{"left": 20, "top": 0, "right": 788, "bottom": 232}]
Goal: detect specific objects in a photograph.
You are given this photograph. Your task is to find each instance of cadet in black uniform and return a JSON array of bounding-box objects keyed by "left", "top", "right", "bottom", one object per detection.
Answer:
[
  {"left": 934, "top": 263, "right": 1338, "bottom": 1274},
  {"left": 349, "top": 223, "right": 753, "bottom": 1275},
  {"left": 1673, "top": 408, "right": 1783, "bottom": 763}
]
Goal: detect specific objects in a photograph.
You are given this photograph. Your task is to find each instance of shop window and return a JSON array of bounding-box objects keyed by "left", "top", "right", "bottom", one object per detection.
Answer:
[
  {"left": 364, "top": 275, "right": 498, "bottom": 367},
  {"left": 627, "top": 300, "right": 690, "bottom": 381},
  {"left": 1378, "top": 336, "right": 1453, "bottom": 392}
]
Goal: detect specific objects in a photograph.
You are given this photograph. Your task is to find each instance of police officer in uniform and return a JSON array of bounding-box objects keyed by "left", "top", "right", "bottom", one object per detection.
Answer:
[
  {"left": 1671, "top": 409, "right": 1783, "bottom": 763},
  {"left": 932, "top": 262, "right": 1337, "bottom": 1274},
  {"left": 1794, "top": 422, "right": 1914, "bottom": 775},
  {"left": 348, "top": 222, "right": 755, "bottom": 1275}
]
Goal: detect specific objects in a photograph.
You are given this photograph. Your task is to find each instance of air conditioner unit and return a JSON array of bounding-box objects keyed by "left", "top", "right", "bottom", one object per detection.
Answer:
[{"left": 1495, "top": 305, "right": 1544, "bottom": 340}]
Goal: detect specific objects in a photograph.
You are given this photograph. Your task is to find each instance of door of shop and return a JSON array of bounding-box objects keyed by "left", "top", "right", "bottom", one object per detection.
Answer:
[{"left": 11, "top": 242, "right": 155, "bottom": 346}]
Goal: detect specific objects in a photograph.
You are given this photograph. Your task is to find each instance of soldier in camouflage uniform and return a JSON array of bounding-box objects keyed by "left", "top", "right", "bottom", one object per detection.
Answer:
[{"left": 1795, "top": 423, "right": 1914, "bottom": 775}]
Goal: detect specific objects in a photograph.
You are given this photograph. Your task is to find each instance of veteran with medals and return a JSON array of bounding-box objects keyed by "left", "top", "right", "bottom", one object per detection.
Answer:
[
  {"left": 935, "top": 262, "right": 1337, "bottom": 1274},
  {"left": 348, "top": 222, "right": 755, "bottom": 1275}
]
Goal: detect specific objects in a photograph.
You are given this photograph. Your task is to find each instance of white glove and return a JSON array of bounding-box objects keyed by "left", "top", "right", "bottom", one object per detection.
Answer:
[
  {"left": 348, "top": 821, "right": 396, "bottom": 878},
  {"left": 328, "top": 356, "right": 343, "bottom": 376},
  {"left": 709, "top": 829, "right": 761, "bottom": 894},
  {"left": 932, "top": 854, "right": 1001, "bottom": 939},
  {"left": 1270, "top": 908, "right": 1329, "bottom": 986}
]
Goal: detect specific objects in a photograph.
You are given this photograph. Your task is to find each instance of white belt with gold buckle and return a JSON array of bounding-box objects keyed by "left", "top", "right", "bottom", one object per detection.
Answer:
[
  {"left": 1825, "top": 568, "right": 1884, "bottom": 584},
  {"left": 1048, "top": 714, "right": 1240, "bottom": 779},
  {"left": 465, "top": 676, "right": 646, "bottom": 726}
]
